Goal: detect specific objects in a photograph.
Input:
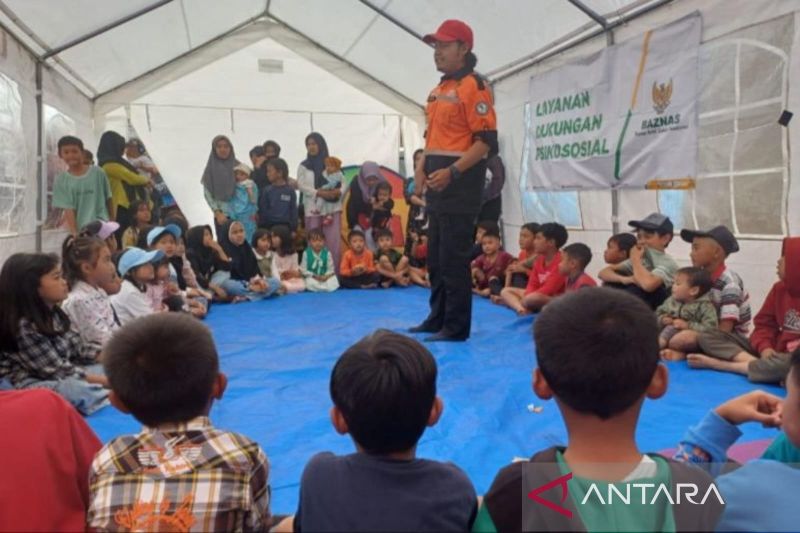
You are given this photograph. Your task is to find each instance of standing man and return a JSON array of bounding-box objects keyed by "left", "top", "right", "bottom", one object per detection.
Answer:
[{"left": 409, "top": 20, "right": 498, "bottom": 342}]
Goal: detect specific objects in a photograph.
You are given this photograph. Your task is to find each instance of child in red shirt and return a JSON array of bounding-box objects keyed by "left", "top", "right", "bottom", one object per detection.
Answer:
[
  {"left": 471, "top": 228, "right": 514, "bottom": 297},
  {"left": 500, "top": 223, "right": 568, "bottom": 314},
  {"left": 494, "top": 223, "right": 540, "bottom": 305},
  {"left": 559, "top": 243, "right": 597, "bottom": 293}
]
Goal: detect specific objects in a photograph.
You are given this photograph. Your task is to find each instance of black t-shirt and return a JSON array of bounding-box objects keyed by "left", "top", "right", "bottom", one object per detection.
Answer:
[{"left": 295, "top": 452, "right": 477, "bottom": 532}]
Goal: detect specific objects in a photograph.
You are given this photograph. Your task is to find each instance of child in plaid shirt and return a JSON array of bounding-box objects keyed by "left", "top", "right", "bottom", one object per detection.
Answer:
[{"left": 87, "top": 313, "right": 271, "bottom": 531}]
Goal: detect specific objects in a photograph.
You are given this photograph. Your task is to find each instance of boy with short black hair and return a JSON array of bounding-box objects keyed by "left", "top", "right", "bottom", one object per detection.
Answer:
[
  {"left": 599, "top": 213, "right": 678, "bottom": 309},
  {"left": 604, "top": 232, "right": 637, "bottom": 264},
  {"left": 294, "top": 330, "right": 477, "bottom": 531},
  {"left": 558, "top": 242, "right": 596, "bottom": 293},
  {"left": 53, "top": 135, "right": 113, "bottom": 236},
  {"left": 87, "top": 313, "right": 270, "bottom": 530},
  {"left": 657, "top": 266, "right": 718, "bottom": 356},
  {"left": 471, "top": 220, "right": 500, "bottom": 261},
  {"left": 471, "top": 228, "right": 514, "bottom": 298},
  {"left": 374, "top": 228, "right": 410, "bottom": 288},
  {"left": 476, "top": 288, "right": 723, "bottom": 532},
  {"left": 340, "top": 230, "right": 381, "bottom": 289},
  {"left": 499, "top": 222, "right": 568, "bottom": 314}
]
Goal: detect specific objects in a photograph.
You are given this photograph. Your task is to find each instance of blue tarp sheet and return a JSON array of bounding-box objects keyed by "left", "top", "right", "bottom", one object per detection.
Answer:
[{"left": 87, "top": 287, "right": 785, "bottom": 514}]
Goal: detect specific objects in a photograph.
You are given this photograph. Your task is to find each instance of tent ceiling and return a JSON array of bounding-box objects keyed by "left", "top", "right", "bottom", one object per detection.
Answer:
[{"left": 0, "top": 0, "right": 665, "bottom": 103}]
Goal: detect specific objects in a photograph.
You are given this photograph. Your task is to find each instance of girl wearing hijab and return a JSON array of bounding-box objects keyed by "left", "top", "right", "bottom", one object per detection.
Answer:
[
  {"left": 212, "top": 220, "right": 281, "bottom": 302},
  {"left": 346, "top": 161, "right": 386, "bottom": 251},
  {"left": 297, "top": 132, "right": 343, "bottom": 269},
  {"left": 97, "top": 131, "right": 151, "bottom": 240},
  {"left": 202, "top": 135, "right": 239, "bottom": 240}
]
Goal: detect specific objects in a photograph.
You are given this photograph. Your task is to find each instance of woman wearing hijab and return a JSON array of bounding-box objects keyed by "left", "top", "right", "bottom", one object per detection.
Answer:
[
  {"left": 210, "top": 220, "right": 281, "bottom": 302},
  {"left": 345, "top": 161, "right": 386, "bottom": 251},
  {"left": 97, "top": 131, "right": 151, "bottom": 240},
  {"left": 202, "top": 135, "right": 239, "bottom": 240},
  {"left": 297, "top": 132, "right": 343, "bottom": 268}
]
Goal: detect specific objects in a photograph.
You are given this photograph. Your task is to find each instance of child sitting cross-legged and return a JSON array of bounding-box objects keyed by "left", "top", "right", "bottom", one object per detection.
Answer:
[
  {"left": 251, "top": 228, "right": 278, "bottom": 281},
  {"left": 558, "top": 242, "right": 597, "bottom": 293},
  {"left": 0, "top": 253, "right": 109, "bottom": 415},
  {"left": 374, "top": 228, "right": 410, "bottom": 288},
  {"left": 340, "top": 230, "right": 381, "bottom": 289},
  {"left": 87, "top": 313, "right": 272, "bottom": 530},
  {"left": 471, "top": 227, "right": 513, "bottom": 298},
  {"left": 271, "top": 225, "right": 305, "bottom": 294},
  {"left": 111, "top": 247, "right": 165, "bottom": 324},
  {"left": 408, "top": 228, "right": 430, "bottom": 288},
  {"left": 493, "top": 222, "right": 540, "bottom": 305},
  {"left": 301, "top": 228, "right": 339, "bottom": 292},
  {"left": 292, "top": 330, "right": 477, "bottom": 531},
  {"left": 657, "top": 266, "right": 718, "bottom": 358},
  {"left": 476, "top": 288, "right": 723, "bottom": 532}
]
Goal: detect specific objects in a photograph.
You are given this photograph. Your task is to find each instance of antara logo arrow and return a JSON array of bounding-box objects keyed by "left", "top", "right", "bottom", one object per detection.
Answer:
[{"left": 527, "top": 472, "right": 573, "bottom": 518}]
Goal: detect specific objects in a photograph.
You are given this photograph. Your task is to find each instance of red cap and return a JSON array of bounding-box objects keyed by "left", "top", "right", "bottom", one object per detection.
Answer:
[{"left": 423, "top": 19, "right": 473, "bottom": 50}]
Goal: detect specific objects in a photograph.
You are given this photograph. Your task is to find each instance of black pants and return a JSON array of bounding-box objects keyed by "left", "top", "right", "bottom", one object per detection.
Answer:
[
  {"left": 478, "top": 195, "right": 502, "bottom": 224},
  {"left": 421, "top": 212, "right": 475, "bottom": 338},
  {"left": 605, "top": 282, "right": 669, "bottom": 310},
  {"left": 339, "top": 272, "right": 381, "bottom": 289}
]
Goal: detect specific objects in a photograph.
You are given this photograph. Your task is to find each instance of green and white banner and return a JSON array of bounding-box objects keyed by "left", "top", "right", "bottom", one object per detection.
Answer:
[{"left": 526, "top": 13, "right": 701, "bottom": 190}]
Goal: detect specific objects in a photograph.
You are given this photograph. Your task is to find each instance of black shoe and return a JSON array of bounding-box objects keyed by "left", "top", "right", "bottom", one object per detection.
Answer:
[
  {"left": 408, "top": 323, "right": 440, "bottom": 334},
  {"left": 424, "top": 332, "right": 468, "bottom": 342}
]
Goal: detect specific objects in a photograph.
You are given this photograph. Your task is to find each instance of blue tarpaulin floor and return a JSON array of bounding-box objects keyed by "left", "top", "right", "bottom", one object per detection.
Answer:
[{"left": 87, "top": 287, "right": 785, "bottom": 514}]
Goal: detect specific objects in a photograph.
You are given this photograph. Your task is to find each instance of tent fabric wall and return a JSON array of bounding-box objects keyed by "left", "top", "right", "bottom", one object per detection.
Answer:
[
  {"left": 0, "top": 27, "right": 94, "bottom": 264},
  {"left": 495, "top": 0, "right": 800, "bottom": 311}
]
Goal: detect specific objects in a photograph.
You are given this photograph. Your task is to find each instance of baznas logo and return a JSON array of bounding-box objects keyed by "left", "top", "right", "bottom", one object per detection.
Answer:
[{"left": 652, "top": 79, "right": 673, "bottom": 114}]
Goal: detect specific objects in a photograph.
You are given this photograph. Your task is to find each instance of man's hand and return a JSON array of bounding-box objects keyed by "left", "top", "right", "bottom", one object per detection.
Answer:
[
  {"left": 715, "top": 390, "right": 783, "bottom": 427},
  {"left": 672, "top": 318, "right": 689, "bottom": 330},
  {"left": 426, "top": 167, "right": 452, "bottom": 192},
  {"left": 760, "top": 348, "right": 778, "bottom": 359},
  {"left": 629, "top": 244, "right": 645, "bottom": 263}
]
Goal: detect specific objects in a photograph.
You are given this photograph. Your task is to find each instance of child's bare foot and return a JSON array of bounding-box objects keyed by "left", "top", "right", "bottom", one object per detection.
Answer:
[
  {"left": 397, "top": 276, "right": 410, "bottom": 287},
  {"left": 231, "top": 296, "right": 249, "bottom": 304},
  {"left": 362, "top": 283, "right": 378, "bottom": 289},
  {"left": 687, "top": 353, "right": 723, "bottom": 369},
  {"left": 514, "top": 305, "right": 530, "bottom": 316},
  {"left": 380, "top": 280, "right": 392, "bottom": 289},
  {"left": 660, "top": 349, "right": 686, "bottom": 361}
]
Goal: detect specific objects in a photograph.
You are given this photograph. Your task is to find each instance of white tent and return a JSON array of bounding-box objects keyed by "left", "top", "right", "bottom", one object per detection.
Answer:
[{"left": 1, "top": 0, "right": 799, "bottom": 308}]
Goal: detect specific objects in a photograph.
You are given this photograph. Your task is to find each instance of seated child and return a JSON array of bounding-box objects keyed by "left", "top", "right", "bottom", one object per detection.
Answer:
[
  {"left": 340, "top": 230, "right": 381, "bottom": 289},
  {"left": 120, "top": 200, "right": 151, "bottom": 249},
  {"left": 217, "top": 220, "right": 282, "bottom": 301},
  {"left": 476, "top": 288, "right": 723, "bottom": 532},
  {"left": 471, "top": 220, "right": 499, "bottom": 262},
  {"left": 374, "top": 228, "right": 410, "bottom": 288},
  {"left": 293, "top": 330, "right": 476, "bottom": 531},
  {"left": 0, "top": 253, "right": 108, "bottom": 415},
  {"left": 604, "top": 232, "right": 637, "bottom": 264},
  {"left": 471, "top": 228, "right": 513, "bottom": 298},
  {"left": 0, "top": 389, "right": 102, "bottom": 531},
  {"left": 145, "top": 258, "right": 179, "bottom": 312},
  {"left": 87, "top": 314, "right": 271, "bottom": 530},
  {"left": 680, "top": 236, "right": 796, "bottom": 384},
  {"left": 111, "top": 247, "right": 165, "bottom": 324},
  {"left": 185, "top": 225, "right": 230, "bottom": 301},
  {"left": 271, "top": 225, "right": 305, "bottom": 293},
  {"left": 370, "top": 182, "right": 394, "bottom": 243},
  {"left": 301, "top": 228, "right": 339, "bottom": 292},
  {"left": 79, "top": 219, "right": 120, "bottom": 254},
  {"left": 657, "top": 266, "right": 718, "bottom": 357},
  {"left": 558, "top": 242, "right": 597, "bottom": 293},
  {"left": 599, "top": 213, "right": 678, "bottom": 310},
  {"left": 499, "top": 222, "right": 539, "bottom": 301},
  {"left": 674, "top": 360, "right": 800, "bottom": 531},
  {"left": 251, "top": 228, "right": 277, "bottom": 280},
  {"left": 317, "top": 156, "right": 344, "bottom": 226},
  {"left": 408, "top": 228, "right": 430, "bottom": 288},
  {"left": 227, "top": 163, "right": 259, "bottom": 243},
  {"left": 147, "top": 225, "right": 208, "bottom": 318},
  {"left": 259, "top": 158, "right": 298, "bottom": 232},
  {"left": 499, "top": 222, "right": 568, "bottom": 314},
  {"left": 61, "top": 234, "right": 119, "bottom": 357}
]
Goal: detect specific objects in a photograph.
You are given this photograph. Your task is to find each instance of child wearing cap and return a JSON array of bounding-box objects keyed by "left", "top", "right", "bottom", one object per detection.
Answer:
[
  {"left": 598, "top": 213, "right": 678, "bottom": 310},
  {"left": 147, "top": 225, "right": 209, "bottom": 318},
  {"left": 53, "top": 136, "right": 113, "bottom": 236},
  {"left": 110, "top": 247, "right": 164, "bottom": 325},
  {"left": 661, "top": 225, "right": 752, "bottom": 363},
  {"left": 227, "top": 163, "right": 259, "bottom": 243}
]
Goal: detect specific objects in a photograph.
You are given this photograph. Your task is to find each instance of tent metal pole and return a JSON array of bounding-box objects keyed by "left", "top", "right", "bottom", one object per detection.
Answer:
[
  {"left": 42, "top": 0, "right": 173, "bottom": 59},
  {"left": 35, "top": 61, "right": 44, "bottom": 251},
  {"left": 357, "top": 0, "right": 425, "bottom": 40},
  {"left": 607, "top": 29, "right": 619, "bottom": 234},
  {"left": 568, "top": 0, "right": 610, "bottom": 29},
  {"left": 490, "top": 0, "right": 672, "bottom": 83}
]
